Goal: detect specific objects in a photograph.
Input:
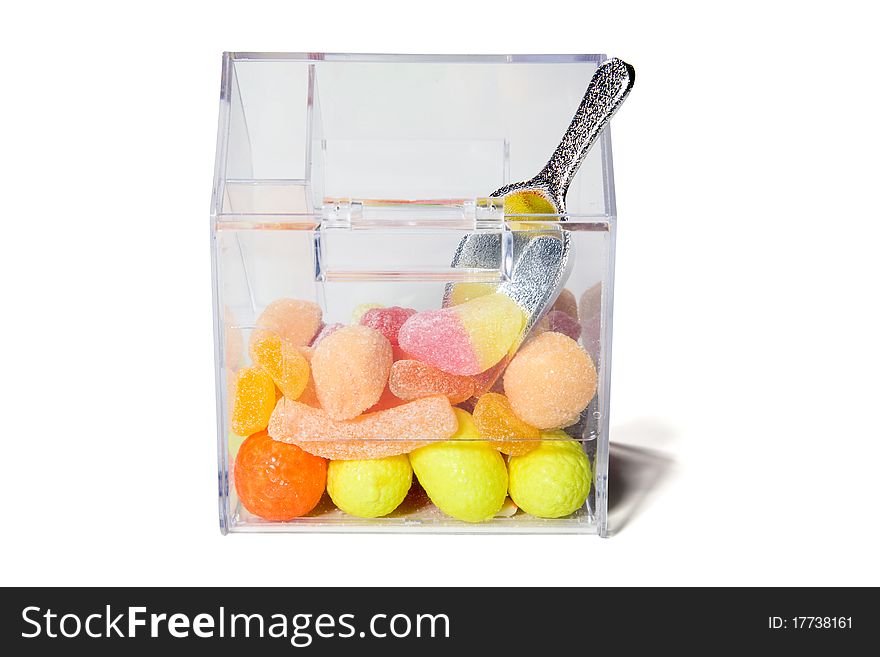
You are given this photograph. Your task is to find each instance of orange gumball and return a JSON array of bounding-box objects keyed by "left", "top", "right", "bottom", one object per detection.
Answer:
[{"left": 233, "top": 431, "right": 327, "bottom": 521}]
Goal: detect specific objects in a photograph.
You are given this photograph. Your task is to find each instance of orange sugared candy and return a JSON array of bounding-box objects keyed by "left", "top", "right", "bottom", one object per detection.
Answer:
[
  {"left": 503, "top": 331, "right": 597, "bottom": 429},
  {"left": 311, "top": 325, "right": 393, "bottom": 421},
  {"left": 389, "top": 359, "right": 475, "bottom": 404},
  {"left": 253, "top": 298, "right": 323, "bottom": 348},
  {"left": 249, "top": 331, "right": 310, "bottom": 400},
  {"left": 269, "top": 395, "right": 458, "bottom": 460},
  {"left": 472, "top": 392, "right": 540, "bottom": 456},
  {"left": 231, "top": 366, "right": 276, "bottom": 436},
  {"left": 234, "top": 431, "right": 327, "bottom": 520}
]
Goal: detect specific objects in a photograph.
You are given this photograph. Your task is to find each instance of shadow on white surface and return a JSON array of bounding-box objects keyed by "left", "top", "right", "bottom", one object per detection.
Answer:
[{"left": 607, "top": 420, "right": 678, "bottom": 536}]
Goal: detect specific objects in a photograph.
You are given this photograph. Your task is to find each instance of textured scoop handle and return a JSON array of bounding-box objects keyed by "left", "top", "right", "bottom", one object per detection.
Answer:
[{"left": 538, "top": 58, "right": 635, "bottom": 208}]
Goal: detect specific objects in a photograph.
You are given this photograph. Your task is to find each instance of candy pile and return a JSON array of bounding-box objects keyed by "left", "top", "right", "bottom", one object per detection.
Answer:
[{"left": 229, "top": 289, "right": 600, "bottom": 523}]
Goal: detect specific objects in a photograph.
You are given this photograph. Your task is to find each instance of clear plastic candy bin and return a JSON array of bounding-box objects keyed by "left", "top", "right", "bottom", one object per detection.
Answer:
[{"left": 212, "top": 53, "right": 620, "bottom": 535}]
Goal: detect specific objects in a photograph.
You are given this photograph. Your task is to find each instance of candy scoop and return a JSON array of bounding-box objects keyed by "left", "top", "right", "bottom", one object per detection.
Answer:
[{"left": 444, "top": 57, "right": 635, "bottom": 346}]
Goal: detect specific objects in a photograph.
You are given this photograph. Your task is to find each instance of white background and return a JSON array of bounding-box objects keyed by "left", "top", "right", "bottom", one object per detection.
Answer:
[{"left": 1, "top": 0, "right": 878, "bottom": 587}]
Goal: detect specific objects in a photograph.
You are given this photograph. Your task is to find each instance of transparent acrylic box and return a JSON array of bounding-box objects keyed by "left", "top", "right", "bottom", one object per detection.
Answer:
[{"left": 212, "top": 53, "right": 618, "bottom": 535}]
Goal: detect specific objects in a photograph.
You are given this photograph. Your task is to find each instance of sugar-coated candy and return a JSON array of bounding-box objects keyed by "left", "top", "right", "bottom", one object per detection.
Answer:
[
  {"left": 508, "top": 432, "right": 591, "bottom": 518},
  {"left": 546, "top": 310, "right": 582, "bottom": 341},
  {"left": 234, "top": 431, "right": 327, "bottom": 521},
  {"left": 310, "top": 322, "right": 343, "bottom": 347},
  {"left": 231, "top": 367, "right": 276, "bottom": 436},
  {"left": 249, "top": 331, "right": 310, "bottom": 400},
  {"left": 472, "top": 392, "right": 540, "bottom": 456},
  {"left": 360, "top": 306, "right": 416, "bottom": 346},
  {"left": 409, "top": 409, "right": 509, "bottom": 522},
  {"left": 551, "top": 288, "right": 578, "bottom": 320},
  {"left": 269, "top": 395, "right": 458, "bottom": 460},
  {"left": 351, "top": 302, "right": 383, "bottom": 323},
  {"left": 389, "top": 360, "right": 475, "bottom": 404},
  {"left": 503, "top": 332, "right": 597, "bottom": 429},
  {"left": 253, "top": 299, "right": 322, "bottom": 347},
  {"left": 503, "top": 189, "right": 557, "bottom": 216},
  {"left": 327, "top": 455, "right": 413, "bottom": 518},
  {"left": 311, "top": 325, "right": 393, "bottom": 421},
  {"left": 398, "top": 293, "right": 524, "bottom": 375},
  {"left": 446, "top": 282, "right": 495, "bottom": 307}
]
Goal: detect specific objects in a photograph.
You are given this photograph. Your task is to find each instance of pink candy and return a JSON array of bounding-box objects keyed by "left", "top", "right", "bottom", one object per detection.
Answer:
[
  {"left": 398, "top": 293, "right": 523, "bottom": 376},
  {"left": 359, "top": 306, "right": 416, "bottom": 346}
]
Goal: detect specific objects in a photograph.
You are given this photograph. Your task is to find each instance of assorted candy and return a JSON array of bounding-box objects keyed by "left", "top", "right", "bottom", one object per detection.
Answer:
[{"left": 230, "top": 287, "right": 601, "bottom": 523}]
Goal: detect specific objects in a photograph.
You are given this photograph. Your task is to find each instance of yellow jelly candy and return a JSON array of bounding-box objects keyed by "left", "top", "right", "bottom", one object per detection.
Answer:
[
  {"left": 503, "top": 190, "right": 557, "bottom": 217},
  {"left": 472, "top": 392, "right": 540, "bottom": 456},
  {"left": 249, "top": 331, "right": 310, "bottom": 400},
  {"left": 231, "top": 367, "right": 276, "bottom": 436}
]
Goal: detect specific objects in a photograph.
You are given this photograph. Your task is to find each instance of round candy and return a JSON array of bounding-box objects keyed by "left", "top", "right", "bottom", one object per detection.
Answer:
[
  {"left": 508, "top": 433, "right": 591, "bottom": 518},
  {"left": 327, "top": 455, "right": 412, "bottom": 518},
  {"left": 409, "top": 409, "right": 508, "bottom": 522},
  {"left": 311, "top": 325, "right": 393, "bottom": 421},
  {"left": 233, "top": 431, "right": 328, "bottom": 521},
  {"left": 253, "top": 299, "right": 322, "bottom": 347},
  {"left": 230, "top": 366, "right": 276, "bottom": 436},
  {"left": 503, "top": 331, "right": 597, "bottom": 429}
]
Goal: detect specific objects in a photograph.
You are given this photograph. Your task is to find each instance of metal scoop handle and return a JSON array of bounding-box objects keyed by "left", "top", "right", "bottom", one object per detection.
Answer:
[{"left": 492, "top": 57, "right": 635, "bottom": 213}]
